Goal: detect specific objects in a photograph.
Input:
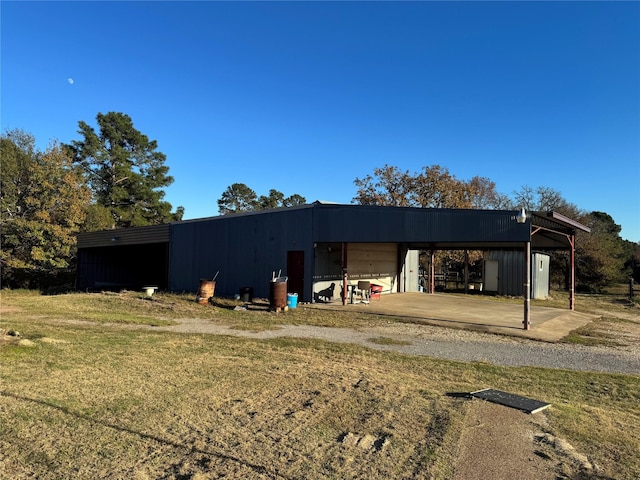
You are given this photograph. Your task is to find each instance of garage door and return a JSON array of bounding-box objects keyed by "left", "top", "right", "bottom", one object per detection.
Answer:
[{"left": 347, "top": 243, "right": 396, "bottom": 277}]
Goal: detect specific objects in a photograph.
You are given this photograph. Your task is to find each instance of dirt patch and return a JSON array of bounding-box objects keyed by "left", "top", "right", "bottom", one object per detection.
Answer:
[
  {"left": 452, "top": 398, "right": 609, "bottom": 480},
  {"left": 340, "top": 431, "right": 390, "bottom": 452},
  {"left": 0, "top": 305, "right": 21, "bottom": 314},
  {"left": 1, "top": 328, "right": 22, "bottom": 346},
  {"left": 454, "top": 401, "right": 550, "bottom": 480},
  {"left": 1, "top": 328, "right": 70, "bottom": 347}
]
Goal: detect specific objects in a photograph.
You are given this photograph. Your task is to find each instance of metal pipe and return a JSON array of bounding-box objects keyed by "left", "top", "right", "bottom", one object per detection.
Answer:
[
  {"left": 396, "top": 244, "right": 404, "bottom": 293},
  {"left": 430, "top": 249, "right": 435, "bottom": 294},
  {"left": 342, "top": 243, "right": 348, "bottom": 306},
  {"left": 569, "top": 234, "right": 575, "bottom": 310},
  {"left": 402, "top": 244, "right": 407, "bottom": 293},
  {"left": 464, "top": 249, "right": 469, "bottom": 293},
  {"left": 524, "top": 241, "right": 531, "bottom": 330}
]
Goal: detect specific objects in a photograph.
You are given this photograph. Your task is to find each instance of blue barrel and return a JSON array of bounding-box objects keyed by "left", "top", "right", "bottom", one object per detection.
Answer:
[{"left": 287, "top": 293, "right": 298, "bottom": 309}]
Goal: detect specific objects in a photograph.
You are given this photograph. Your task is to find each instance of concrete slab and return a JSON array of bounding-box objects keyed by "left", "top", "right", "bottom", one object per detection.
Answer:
[{"left": 309, "top": 292, "right": 598, "bottom": 342}]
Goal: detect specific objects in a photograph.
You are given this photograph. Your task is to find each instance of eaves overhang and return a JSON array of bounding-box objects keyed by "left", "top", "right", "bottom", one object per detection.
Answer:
[
  {"left": 77, "top": 224, "right": 171, "bottom": 248},
  {"left": 530, "top": 211, "right": 590, "bottom": 250}
]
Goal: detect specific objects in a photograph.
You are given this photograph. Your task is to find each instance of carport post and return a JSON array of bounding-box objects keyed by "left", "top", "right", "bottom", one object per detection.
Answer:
[
  {"left": 464, "top": 250, "right": 469, "bottom": 293},
  {"left": 342, "top": 269, "right": 348, "bottom": 305},
  {"left": 429, "top": 249, "right": 435, "bottom": 294},
  {"left": 569, "top": 233, "right": 575, "bottom": 311},
  {"left": 523, "top": 241, "right": 531, "bottom": 330},
  {"left": 342, "top": 242, "right": 348, "bottom": 306}
]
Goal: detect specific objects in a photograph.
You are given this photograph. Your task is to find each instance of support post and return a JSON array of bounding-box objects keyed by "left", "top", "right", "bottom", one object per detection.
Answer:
[
  {"left": 400, "top": 244, "right": 407, "bottom": 293},
  {"left": 523, "top": 241, "right": 531, "bottom": 330},
  {"left": 464, "top": 249, "right": 469, "bottom": 293},
  {"left": 342, "top": 243, "right": 348, "bottom": 306},
  {"left": 569, "top": 234, "right": 575, "bottom": 311},
  {"left": 429, "top": 249, "right": 435, "bottom": 294}
]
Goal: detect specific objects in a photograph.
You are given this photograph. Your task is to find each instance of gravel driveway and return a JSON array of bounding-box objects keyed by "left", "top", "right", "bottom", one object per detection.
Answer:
[{"left": 160, "top": 318, "right": 640, "bottom": 375}]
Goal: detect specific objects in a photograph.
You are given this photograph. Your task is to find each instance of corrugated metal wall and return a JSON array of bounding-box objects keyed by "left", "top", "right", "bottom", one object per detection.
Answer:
[
  {"left": 532, "top": 253, "right": 550, "bottom": 299},
  {"left": 77, "top": 224, "right": 170, "bottom": 248},
  {"left": 169, "top": 208, "right": 314, "bottom": 300},
  {"left": 312, "top": 204, "right": 530, "bottom": 244},
  {"left": 487, "top": 251, "right": 550, "bottom": 298},
  {"left": 489, "top": 250, "right": 524, "bottom": 296},
  {"left": 77, "top": 204, "right": 538, "bottom": 299},
  {"left": 406, "top": 249, "right": 420, "bottom": 292}
]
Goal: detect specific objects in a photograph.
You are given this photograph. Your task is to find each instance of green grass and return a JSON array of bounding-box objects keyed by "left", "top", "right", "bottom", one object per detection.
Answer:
[
  {"left": 1, "top": 289, "right": 639, "bottom": 479},
  {"left": 563, "top": 314, "right": 640, "bottom": 347},
  {"left": 1, "top": 289, "right": 415, "bottom": 331}
]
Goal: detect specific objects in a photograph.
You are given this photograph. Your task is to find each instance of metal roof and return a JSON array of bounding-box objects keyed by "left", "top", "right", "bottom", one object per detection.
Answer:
[
  {"left": 76, "top": 204, "right": 589, "bottom": 251},
  {"left": 530, "top": 211, "right": 591, "bottom": 249},
  {"left": 77, "top": 224, "right": 170, "bottom": 248},
  {"left": 310, "top": 203, "right": 531, "bottom": 248}
]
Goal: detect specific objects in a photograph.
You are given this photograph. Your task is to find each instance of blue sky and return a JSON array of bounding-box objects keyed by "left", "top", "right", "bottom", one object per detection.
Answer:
[{"left": 2, "top": 1, "right": 639, "bottom": 241}]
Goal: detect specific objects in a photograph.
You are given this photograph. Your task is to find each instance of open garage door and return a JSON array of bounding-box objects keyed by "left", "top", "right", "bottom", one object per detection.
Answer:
[
  {"left": 347, "top": 243, "right": 399, "bottom": 293},
  {"left": 77, "top": 243, "right": 169, "bottom": 291}
]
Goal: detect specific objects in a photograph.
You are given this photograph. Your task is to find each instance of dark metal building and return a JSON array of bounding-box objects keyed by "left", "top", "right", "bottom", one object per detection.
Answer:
[
  {"left": 77, "top": 224, "right": 171, "bottom": 291},
  {"left": 486, "top": 251, "right": 550, "bottom": 298},
  {"left": 76, "top": 203, "right": 589, "bottom": 327}
]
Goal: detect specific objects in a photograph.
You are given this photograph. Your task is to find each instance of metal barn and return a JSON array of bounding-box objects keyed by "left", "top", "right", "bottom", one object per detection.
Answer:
[{"left": 76, "top": 203, "right": 589, "bottom": 327}]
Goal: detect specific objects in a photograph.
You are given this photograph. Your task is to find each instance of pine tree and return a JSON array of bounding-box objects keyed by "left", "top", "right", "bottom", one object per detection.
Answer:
[{"left": 68, "top": 112, "right": 182, "bottom": 228}]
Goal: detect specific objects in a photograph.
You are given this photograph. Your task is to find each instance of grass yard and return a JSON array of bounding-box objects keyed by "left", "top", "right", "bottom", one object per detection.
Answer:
[{"left": 1, "top": 289, "right": 639, "bottom": 479}]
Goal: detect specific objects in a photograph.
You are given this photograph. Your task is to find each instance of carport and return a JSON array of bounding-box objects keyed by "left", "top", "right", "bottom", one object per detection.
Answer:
[
  {"left": 335, "top": 208, "right": 590, "bottom": 331},
  {"left": 314, "top": 292, "right": 597, "bottom": 342}
]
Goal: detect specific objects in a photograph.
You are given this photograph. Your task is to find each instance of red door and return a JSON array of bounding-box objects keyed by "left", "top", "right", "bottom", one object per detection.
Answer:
[{"left": 287, "top": 251, "right": 305, "bottom": 301}]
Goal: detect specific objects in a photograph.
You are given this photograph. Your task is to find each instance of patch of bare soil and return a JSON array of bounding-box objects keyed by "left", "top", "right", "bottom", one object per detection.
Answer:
[
  {"left": 1, "top": 328, "right": 68, "bottom": 348},
  {"left": 453, "top": 400, "right": 604, "bottom": 480},
  {"left": 0, "top": 303, "right": 22, "bottom": 314},
  {"left": 1, "top": 328, "right": 22, "bottom": 346},
  {"left": 453, "top": 400, "right": 556, "bottom": 480}
]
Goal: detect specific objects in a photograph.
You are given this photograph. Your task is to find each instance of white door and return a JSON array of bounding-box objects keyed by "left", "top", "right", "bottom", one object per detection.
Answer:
[{"left": 484, "top": 260, "right": 499, "bottom": 292}]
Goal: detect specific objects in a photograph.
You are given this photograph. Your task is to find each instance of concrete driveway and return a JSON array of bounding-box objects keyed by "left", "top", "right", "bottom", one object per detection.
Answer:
[{"left": 309, "top": 292, "right": 597, "bottom": 342}]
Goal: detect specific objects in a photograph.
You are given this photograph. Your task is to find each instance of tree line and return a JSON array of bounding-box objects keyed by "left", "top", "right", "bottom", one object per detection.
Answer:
[
  {"left": 0, "top": 112, "right": 308, "bottom": 288},
  {"left": 1, "top": 112, "right": 638, "bottom": 290},
  {"left": 352, "top": 165, "right": 640, "bottom": 292},
  {"left": 217, "top": 183, "right": 306, "bottom": 214}
]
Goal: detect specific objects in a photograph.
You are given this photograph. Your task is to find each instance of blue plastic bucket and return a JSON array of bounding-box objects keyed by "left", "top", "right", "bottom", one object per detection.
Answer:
[{"left": 287, "top": 293, "right": 298, "bottom": 309}]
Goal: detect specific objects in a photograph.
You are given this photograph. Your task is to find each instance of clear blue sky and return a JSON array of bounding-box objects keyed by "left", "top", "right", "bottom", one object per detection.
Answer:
[{"left": 2, "top": 1, "right": 639, "bottom": 242}]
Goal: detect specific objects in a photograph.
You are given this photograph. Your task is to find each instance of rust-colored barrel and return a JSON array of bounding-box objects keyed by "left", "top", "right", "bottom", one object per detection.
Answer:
[
  {"left": 269, "top": 280, "right": 287, "bottom": 308},
  {"left": 196, "top": 279, "right": 215, "bottom": 305}
]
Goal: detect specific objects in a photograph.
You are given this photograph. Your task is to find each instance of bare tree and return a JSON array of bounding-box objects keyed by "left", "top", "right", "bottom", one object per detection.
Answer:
[{"left": 468, "top": 176, "right": 513, "bottom": 210}]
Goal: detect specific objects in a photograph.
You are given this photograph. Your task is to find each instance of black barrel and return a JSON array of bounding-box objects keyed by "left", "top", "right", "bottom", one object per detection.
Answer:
[{"left": 239, "top": 287, "right": 253, "bottom": 303}]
